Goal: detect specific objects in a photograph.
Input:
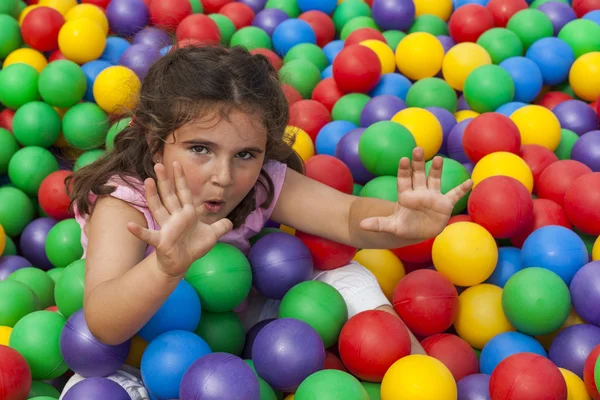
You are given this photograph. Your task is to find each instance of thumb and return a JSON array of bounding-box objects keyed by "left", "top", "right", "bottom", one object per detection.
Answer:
[
  {"left": 209, "top": 218, "right": 233, "bottom": 238},
  {"left": 360, "top": 216, "right": 397, "bottom": 235}
]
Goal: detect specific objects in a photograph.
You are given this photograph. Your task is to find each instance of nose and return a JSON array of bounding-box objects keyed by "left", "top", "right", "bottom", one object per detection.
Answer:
[{"left": 211, "top": 158, "right": 234, "bottom": 187}]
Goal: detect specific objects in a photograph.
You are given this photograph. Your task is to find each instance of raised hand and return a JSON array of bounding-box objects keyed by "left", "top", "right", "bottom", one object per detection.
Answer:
[
  {"left": 359, "top": 147, "right": 473, "bottom": 242},
  {"left": 127, "top": 161, "right": 233, "bottom": 278}
]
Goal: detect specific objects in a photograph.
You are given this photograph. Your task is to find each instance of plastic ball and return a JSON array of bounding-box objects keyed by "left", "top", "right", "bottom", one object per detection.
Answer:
[
  {"left": 3, "top": 48, "right": 48, "bottom": 73},
  {"left": 149, "top": 0, "right": 190, "bottom": 31},
  {"left": 353, "top": 249, "right": 405, "bottom": 301},
  {"left": 345, "top": 28, "right": 386, "bottom": 47},
  {"left": 370, "top": 0, "right": 414, "bottom": 30},
  {"left": 442, "top": 42, "right": 491, "bottom": 92},
  {"left": 526, "top": 37, "right": 575, "bottom": 86},
  {"left": 58, "top": 18, "right": 106, "bottom": 64},
  {"left": 463, "top": 64, "right": 515, "bottom": 113},
  {"left": 472, "top": 151, "right": 533, "bottom": 192},
  {"left": 572, "top": 131, "right": 600, "bottom": 172},
  {"left": 391, "top": 107, "right": 442, "bottom": 160},
  {"left": 559, "top": 368, "right": 590, "bottom": 400},
  {"left": 7, "top": 266, "right": 55, "bottom": 309},
  {"left": 538, "top": 1, "right": 576, "bottom": 35},
  {"left": 305, "top": 154, "right": 354, "bottom": 194},
  {"left": 279, "top": 59, "right": 321, "bottom": 99},
  {"left": 272, "top": 18, "right": 316, "bottom": 56},
  {"left": 0, "top": 63, "right": 41, "bottom": 110},
  {"left": 295, "top": 369, "right": 369, "bottom": 400},
  {"left": 476, "top": 28, "right": 524, "bottom": 65},
  {"left": 38, "top": 0, "right": 77, "bottom": 15},
  {"left": 0, "top": 14, "right": 22, "bottom": 60},
  {"left": 357, "top": 121, "right": 415, "bottom": 176},
  {"left": 559, "top": 19, "right": 600, "bottom": 59},
  {"left": 21, "top": 6, "right": 64, "bottom": 52},
  {"left": 12, "top": 101, "right": 61, "bottom": 148},
  {"left": 506, "top": 9, "right": 553, "bottom": 49},
  {"left": 0, "top": 280, "right": 39, "bottom": 327},
  {"left": 0, "top": 187, "right": 35, "bottom": 237},
  {"left": 564, "top": 173, "right": 600, "bottom": 235},
  {"left": 500, "top": 57, "right": 543, "bottom": 104},
  {"left": 584, "top": 344, "right": 600, "bottom": 397},
  {"left": 0, "top": 344, "right": 32, "bottom": 400},
  {"left": 480, "top": 331, "right": 547, "bottom": 375},
  {"left": 550, "top": 324, "right": 600, "bottom": 378},
  {"left": 99, "top": 36, "right": 130, "bottom": 64},
  {"left": 38, "top": 60, "right": 86, "bottom": 108},
  {"left": 62, "top": 102, "right": 109, "bottom": 150},
  {"left": 119, "top": 44, "right": 161, "bottom": 81},
  {"left": 359, "top": 94, "right": 406, "bottom": 128},
  {"left": 462, "top": 113, "right": 520, "bottom": 163},
  {"left": 331, "top": 93, "right": 371, "bottom": 126},
  {"left": 405, "top": 77, "right": 457, "bottom": 113},
  {"left": 315, "top": 120, "right": 357, "bottom": 156},
  {"left": 456, "top": 374, "right": 491, "bottom": 400},
  {"left": 93, "top": 66, "right": 141, "bottom": 114},
  {"left": 295, "top": 230, "right": 357, "bottom": 270},
  {"left": 64, "top": 4, "right": 109, "bottom": 35},
  {"left": 176, "top": 14, "right": 221, "bottom": 45},
  {"left": 358, "top": 39, "right": 395, "bottom": 75},
  {"left": 44, "top": 218, "right": 82, "bottom": 269},
  {"left": 194, "top": 311, "right": 244, "bottom": 356},
  {"left": 8, "top": 146, "right": 59, "bottom": 197},
  {"left": 421, "top": 334, "right": 479, "bottom": 382},
  {"left": 54, "top": 259, "right": 85, "bottom": 318},
  {"left": 553, "top": 100, "right": 599, "bottom": 136},
  {"left": 332, "top": 44, "right": 381, "bottom": 94},
  {"left": 570, "top": 261, "right": 600, "bottom": 327},
  {"left": 594, "top": 237, "right": 600, "bottom": 261},
  {"left": 571, "top": 55, "right": 600, "bottom": 105},
  {"left": 62, "top": 377, "right": 130, "bottom": 400},
  {"left": 395, "top": 32, "right": 445, "bottom": 80},
  {"left": 284, "top": 126, "right": 314, "bottom": 161},
  {"left": 448, "top": 4, "right": 495, "bottom": 43},
  {"left": 519, "top": 144, "right": 558, "bottom": 191}
]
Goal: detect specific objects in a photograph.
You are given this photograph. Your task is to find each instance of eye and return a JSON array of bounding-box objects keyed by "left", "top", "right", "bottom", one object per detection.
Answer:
[
  {"left": 236, "top": 151, "right": 254, "bottom": 160},
  {"left": 190, "top": 146, "right": 209, "bottom": 154}
]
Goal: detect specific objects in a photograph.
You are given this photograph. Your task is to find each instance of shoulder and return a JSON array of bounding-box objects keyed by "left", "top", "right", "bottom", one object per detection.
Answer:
[{"left": 255, "top": 160, "right": 288, "bottom": 204}]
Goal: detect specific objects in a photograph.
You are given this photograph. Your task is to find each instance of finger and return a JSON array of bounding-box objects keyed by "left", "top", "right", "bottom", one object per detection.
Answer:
[
  {"left": 445, "top": 179, "right": 473, "bottom": 205},
  {"left": 397, "top": 157, "right": 412, "bottom": 196},
  {"left": 209, "top": 218, "right": 233, "bottom": 238},
  {"left": 411, "top": 147, "right": 427, "bottom": 189},
  {"left": 155, "top": 162, "right": 182, "bottom": 213},
  {"left": 144, "top": 178, "right": 170, "bottom": 226},
  {"left": 173, "top": 161, "right": 194, "bottom": 205},
  {"left": 427, "top": 156, "right": 443, "bottom": 191},
  {"left": 359, "top": 216, "right": 398, "bottom": 235},
  {"left": 127, "top": 222, "right": 161, "bottom": 248}
]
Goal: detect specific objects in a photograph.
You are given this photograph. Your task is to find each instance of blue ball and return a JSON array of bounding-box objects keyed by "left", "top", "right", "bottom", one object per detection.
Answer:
[
  {"left": 321, "top": 64, "right": 333, "bottom": 79},
  {"left": 526, "top": 37, "right": 575, "bottom": 86},
  {"left": 137, "top": 280, "right": 201, "bottom": 343},
  {"left": 495, "top": 101, "right": 527, "bottom": 117},
  {"left": 499, "top": 57, "right": 543, "bottom": 103},
  {"left": 272, "top": 19, "right": 316, "bottom": 56},
  {"left": 454, "top": 0, "right": 489, "bottom": 7},
  {"left": 479, "top": 331, "right": 547, "bottom": 375},
  {"left": 81, "top": 60, "right": 112, "bottom": 103},
  {"left": 315, "top": 120, "right": 357, "bottom": 156},
  {"left": 323, "top": 40, "right": 344, "bottom": 64},
  {"left": 521, "top": 225, "right": 588, "bottom": 285},
  {"left": 486, "top": 247, "right": 523, "bottom": 288},
  {"left": 368, "top": 73, "right": 412, "bottom": 100},
  {"left": 141, "top": 330, "right": 212, "bottom": 400},
  {"left": 583, "top": 10, "right": 600, "bottom": 26},
  {"left": 100, "top": 36, "right": 131, "bottom": 64},
  {"left": 297, "top": 0, "right": 338, "bottom": 15}
]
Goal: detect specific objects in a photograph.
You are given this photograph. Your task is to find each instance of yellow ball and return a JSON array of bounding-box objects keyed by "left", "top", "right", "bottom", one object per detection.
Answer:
[
  {"left": 472, "top": 152, "right": 534, "bottom": 193},
  {"left": 593, "top": 236, "right": 600, "bottom": 261},
  {"left": 395, "top": 32, "right": 445, "bottom": 81},
  {"left": 0, "top": 224, "right": 5, "bottom": 256},
  {"left": 65, "top": 4, "right": 109, "bottom": 35},
  {"left": 93, "top": 66, "right": 141, "bottom": 114},
  {"left": 353, "top": 249, "right": 405, "bottom": 301},
  {"left": 0, "top": 326, "right": 11, "bottom": 346},
  {"left": 3, "top": 48, "right": 48, "bottom": 73},
  {"left": 280, "top": 224, "right": 296, "bottom": 235},
  {"left": 432, "top": 222, "right": 498, "bottom": 287},
  {"left": 53, "top": 134, "right": 70, "bottom": 149},
  {"left": 284, "top": 126, "right": 314, "bottom": 161},
  {"left": 510, "top": 105, "right": 561, "bottom": 151},
  {"left": 559, "top": 368, "right": 591, "bottom": 400},
  {"left": 570, "top": 52, "right": 600, "bottom": 102},
  {"left": 455, "top": 110, "right": 479, "bottom": 123},
  {"left": 360, "top": 39, "right": 396, "bottom": 75},
  {"left": 413, "top": 0, "right": 453, "bottom": 21},
  {"left": 454, "top": 284, "right": 514, "bottom": 349},
  {"left": 39, "top": 0, "right": 77, "bottom": 15},
  {"left": 284, "top": 395, "right": 295, "bottom": 400},
  {"left": 392, "top": 107, "right": 443, "bottom": 160},
  {"left": 124, "top": 335, "right": 148, "bottom": 369},
  {"left": 58, "top": 18, "right": 107, "bottom": 64},
  {"left": 19, "top": 4, "right": 41, "bottom": 24},
  {"left": 443, "top": 43, "right": 492, "bottom": 91},
  {"left": 381, "top": 355, "right": 457, "bottom": 400}
]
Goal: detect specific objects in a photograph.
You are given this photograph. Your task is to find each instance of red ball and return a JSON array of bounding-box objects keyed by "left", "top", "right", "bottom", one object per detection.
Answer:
[
  {"left": 305, "top": 155, "right": 354, "bottom": 194},
  {"left": 298, "top": 11, "right": 335, "bottom": 48},
  {"left": 449, "top": 214, "right": 473, "bottom": 224},
  {"left": 218, "top": 2, "right": 255, "bottom": 29},
  {"left": 421, "top": 334, "right": 479, "bottom": 382},
  {"left": 462, "top": 113, "right": 521, "bottom": 163},
  {"left": 311, "top": 78, "right": 344, "bottom": 113},
  {"left": 538, "top": 91, "right": 573, "bottom": 110},
  {"left": 344, "top": 28, "right": 386, "bottom": 47},
  {"left": 486, "top": 0, "right": 528, "bottom": 27},
  {"left": 48, "top": 49, "right": 68, "bottom": 62},
  {"left": 572, "top": 0, "right": 600, "bottom": 17},
  {"left": 81, "top": 0, "right": 110, "bottom": 7},
  {"left": 21, "top": 6, "right": 64, "bottom": 52},
  {"left": 0, "top": 345, "right": 32, "bottom": 400},
  {"left": 176, "top": 14, "right": 221, "bottom": 43},
  {"left": 250, "top": 48, "right": 282, "bottom": 71},
  {"left": 0, "top": 109, "right": 15, "bottom": 131},
  {"left": 583, "top": 345, "right": 600, "bottom": 400},
  {"left": 520, "top": 144, "right": 558, "bottom": 191},
  {"left": 564, "top": 172, "right": 600, "bottom": 235},
  {"left": 468, "top": 176, "right": 534, "bottom": 238},
  {"left": 150, "top": 0, "right": 192, "bottom": 31},
  {"left": 202, "top": 0, "right": 232, "bottom": 14},
  {"left": 332, "top": 44, "right": 381, "bottom": 94},
  {"left": 510, "top": 198, "right": 571, "bottom": 247},
  {"left": 490, "top": 352, "right": 567, "bottom": 400},
  {"left": 448, "top": 4, "right": 495, "bottom": 43},
  {"left": 338, "top": 310, "right": 411, "bottom": 382},
  {"left": 402, "top": 261, "right": 431, "bottom": 274},
  {"left": 295, "top": 231, "right": 357, "bottom": 270},
  {"left": 537, "top": 160, "right": 592, "bottom": 207},
  {"left": 323, "top": 351, "right": 347, "bottom": 372},
  {"left": 46, "top": 305, "right": 59, "bottom": 312},
  {"left": 38, "top": 170, "right": 73, "bottom": 221},
  {"left": 392, "top": 269, "right": 459, "bottom": 337},
  {"left": 391, "top": 238, "right": 434, "bottom": 264},
  {"left": 282, "top": 84, "right": 302, "bottom": 105},
  {"left": 289, "top": 100, "right": 332, "bottom": 141},
  {"left": 597, "top": 96, "right": 600, "bottom": 117}
]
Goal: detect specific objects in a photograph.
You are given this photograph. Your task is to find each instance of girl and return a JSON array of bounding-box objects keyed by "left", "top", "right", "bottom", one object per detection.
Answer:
[{"left": 63, "top": 44, "right": 471, "bottom": 398}]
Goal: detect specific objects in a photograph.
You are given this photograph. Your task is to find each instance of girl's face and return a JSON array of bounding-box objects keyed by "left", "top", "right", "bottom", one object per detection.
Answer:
[{"left": 158, "top": 110, "right": 267, "bottom": 225}]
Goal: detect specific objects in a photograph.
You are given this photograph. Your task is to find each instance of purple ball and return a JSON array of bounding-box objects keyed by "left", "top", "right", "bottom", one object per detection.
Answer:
[
  {"left": 437, "top": 35, "right": 456, "bottom": 53},
  {"left": 334, "top": 128, "right": 376, "bottom": 185},
  {"left": 538, "top": 2, "right": 577, "bottom": 35},
  {"left": 571, "top": 130, "right": 600, "bottom": 172},
  {"left": 119, "top": 44, "right": 161, "bottom": 80},
  {"left": 426, "top": 106, "right": 457, "bottom": 155},
  {"left": 252, "top": 9, "right": 289, "bottom": 37},
  {"left": 252, "top": 318, "right": 325, "bottom": 391},
  {"left": 570, "top": 261, "right": 600, "bottom": 325},
  {"left": 63, "top": 377, "right": 131, "bottom": 400},
  {"left": 462, "top": 162, "right": 475, "bottom": 174},
  {"left": 371, "top": 0, "right": 415, "bottom": 31},
  {"left": 133, "top": 27, "right": 172, "bottom": 50},
  {"left": 248, "top": 232, "right": 313, "bottom": 300},
  {"left": 360, "top": 94, "right": 406, "bottom": 127},
  {"left": 457, "top": 373, "right": 491, "bottom": 400},
  {"left": 60, "top": 309, "right": 131, "bottom": 378},
  {"left": 239, "top": 0, "right": 268, "bottom": 14},
  {"left": 242, "top": 318, "right": 275, "bottom": 359},
  {"left": 0, "top": 255, "right": 32, "bottom": 280},
  {"left": 552, "top": 100, "right": 599, "bottom": 136},
  {"left": 19, "top": 218, "right": 57, "bottom": 271},
  {"left": 105, "top": 0, "right": 149, "bottom": 37},
  {"left": 548, "top": 324, "right": 600, "bottom": 378},
  {"left": 457, "top": 95, "right": 471, "bottom": 111},
  {"left": 447, "top": 118, "right": 473, "bottom": 163},
  {"left": 180, "top": 353, "right": 260, "bottom": 400}
]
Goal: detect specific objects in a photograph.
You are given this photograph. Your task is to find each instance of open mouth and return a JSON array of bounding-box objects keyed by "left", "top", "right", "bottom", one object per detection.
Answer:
[{"left": 204, "top": 201, "right": 224, "bottom": 213}]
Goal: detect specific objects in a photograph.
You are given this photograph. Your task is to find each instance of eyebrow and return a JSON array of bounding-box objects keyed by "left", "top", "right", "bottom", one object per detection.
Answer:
[{"left": 181, "top": 139, "right": 265, "bottom": 154}]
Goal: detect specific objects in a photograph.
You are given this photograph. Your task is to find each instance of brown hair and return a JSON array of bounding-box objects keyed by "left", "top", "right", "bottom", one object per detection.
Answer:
[{"left": 67, "top": 44, "right": 303, "bottom": 228}]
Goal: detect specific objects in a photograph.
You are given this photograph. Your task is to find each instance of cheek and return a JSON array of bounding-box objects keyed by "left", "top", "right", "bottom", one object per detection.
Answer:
[{"left": 232, "top": 165, "right": 263, "bottom": 194}]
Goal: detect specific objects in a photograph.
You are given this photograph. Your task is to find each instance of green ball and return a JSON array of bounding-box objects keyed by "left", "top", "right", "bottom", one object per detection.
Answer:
[
  {"left": 62, "top": 102, "right": 109, "bottom": 150},
  {"left": 383, "top": 30, "right": 406, "bottom": 51},
  {"left": 0, "top": 63, "right": 40, "bottom": 109},
  {"left": 185, "top": 243, "right": 252, "bottom": 312},
  {"left": 332, "top": 93, "right": 371, "bottom": 126},
  {"left": 105, "top": 117, "right": 131, "bottom": 152},
  {"left": 574, "top": 228, "right": 596, "bottom": 256},
  {"left": 265, "top": 0, "right": 301, "bottom": 17},
  {"left": 506, "top": 9, "right": 553, "bottom": 50},
  {"left": 476, "top": 28, "right": 524, "bottom": 64},
  {"left": 501, "top": 267, "right": 571, "bottom": 336},
  {"left": 361, "top": 382, "right": 381, "bottom": 400},
  {"left": 28, "top": 380, "right": 61, "bottom": 399},
  {"left": 0, "top": 127, "right": 19, "bottom": 175},
  {"left": 74, "top": 149, "right": 106, "bottom": 171},
  {"left": 0, "top": 14, "right": 22, "bottom": 59},
  {"left": 8, "top": 146, "right": 59, "bottom": 196},
  {"left": 463, "top": 64, "right": 515, "bottom": 113},
  {"left": 195, "top": 310, "right": 245, "bottom": 355},
  {"left": 189, "top": 0, "right": 203, "bottom": 13},
  {"left": 208, "top": 14, "right": 236, "bottom": 46},
  {"left": 0, "top": 280, "right": 39, "bottom": 327},
  {"left": 245, "top": 360, "right": 281, "bottom": 400},
  {"left": 531, "top": 0, "right": 569, "bottom": 7},
  {"left": 555, "top": 129, "right": 578, "bottom": 160},
  {"left": 0, "top": 186, "right": 35, "bottom": 236},
  {"left": 341, "top": 17, "right": 379, "bottom": 40},
  {"left": 408, "top": 14, "right": 449, "bottom": 36},
  {"left": 8, "top": 267, "right": 55, "bottom": 310},
  {"left": 406, "top": 77, "right": 457, "bottom": 112},
  {"left": 279, "top": 59, "right": 321, "bottom": 99},
  {"left": 54, "top": 259, "right": 84, "bottom": 318},
  {"left": 0, "top": 0, "right": 18, "bottom": 15},
  {"left": 46, "top": 267, "right": 64, "bottom": 285},
  {"left": 38, "top": 60, "right": 86, "bottom": 108},
  {"left": 352, "top": 183, "right": 363, "bottom": 196},
  {"left": 9, "top": 310, "right": 68, "bottom": 380},
  {"left": 553, "top": 82, "right": 579, "bottom": 99},
  {"left": 3, "top": 235, "right": 17, "bottom": 256},
  {"left": 359, "top": 176, "right": 398, "bottom": 202},
  {"left": 29, "top": 397, "right": 59, "bottom": 400},
  {"left": 230, "top": 26, "right": 272, "bottom": 51},
  {"left": 12, "top": 101, "right": 61, "bottom": 148},
  {"left": 285, "top": 43, "right": 328, "bottom": 71},
  {"left": 332, "top": 0, "right": 372, "bottom": 33},
  {"left": 358, "top": 121, "right": 416, "bottom": 177},
  {"left": 45, "top": 219, "right": 83, "bottom": 269},
  {"left": 425, "top": 158, "right": 471, "bottom": 215},
  {"left": 250, "top": 227, "right": 285, "bottom": 246},
  {"left": 558, "top": 19, "right": 600, "bottom": 59},
  {"left": 278, "top": 281, "right": 348, "bottom": 348},
  {"left": 295, "top": 369, "right": 369, "bottom": 400}
]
